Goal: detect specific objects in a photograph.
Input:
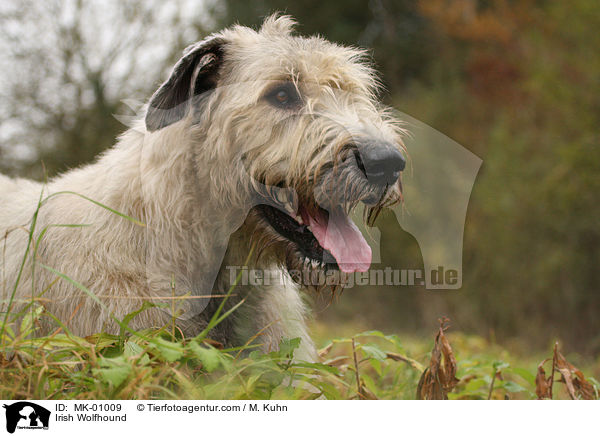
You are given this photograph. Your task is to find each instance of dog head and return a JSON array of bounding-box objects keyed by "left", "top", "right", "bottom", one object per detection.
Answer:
[{"left": 144, "top": 15, "right": 406, "bottom": 284}]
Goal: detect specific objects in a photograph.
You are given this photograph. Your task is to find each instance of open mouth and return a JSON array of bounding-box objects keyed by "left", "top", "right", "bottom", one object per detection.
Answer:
[{"left": 255, "top": 200, "right": 372, "bottom": 274}]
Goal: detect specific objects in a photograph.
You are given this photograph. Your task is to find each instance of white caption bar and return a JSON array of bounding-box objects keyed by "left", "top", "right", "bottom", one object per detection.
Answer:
[{"left": 0, "top": 399, "right": 595, "bottom": 435}]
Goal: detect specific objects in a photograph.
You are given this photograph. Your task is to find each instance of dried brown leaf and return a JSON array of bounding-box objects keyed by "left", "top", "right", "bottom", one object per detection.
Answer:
[
  {"left": 439, "top": 329, "right": 460, "bottom": 391},
  {"left": 318, "top": 342, "right": 333, "bottom": 358},
  {"left": 324, "top": 356, "right": 350, "bottom": 367},
  {"left": 416, "top": 317, "right": 460, "bottom": 400},
  {"left": 555, "top": 350, "right": 596, "bottom": 400},
  {"left": 359, "top": 381, "right": 379, "bottom": 400},
  {"left": 386, "top": 352, "right": 425, "bottom": 372},
  {"left": 535, "top": 358, "right": 551, "bottom": 399},
  {"left": 202, "top": 338, "right": 224, "bottom": 349}
]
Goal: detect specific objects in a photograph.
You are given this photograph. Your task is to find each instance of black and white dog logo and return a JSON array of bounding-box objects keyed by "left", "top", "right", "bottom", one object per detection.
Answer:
[{"left": 2, "top": 402, "right": 50, "bottom": 433}]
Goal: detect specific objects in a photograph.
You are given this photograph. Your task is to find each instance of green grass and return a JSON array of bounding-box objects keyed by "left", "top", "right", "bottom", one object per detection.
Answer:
[{"left": 2, "top": 304, "right": 598, "bottom": 400}]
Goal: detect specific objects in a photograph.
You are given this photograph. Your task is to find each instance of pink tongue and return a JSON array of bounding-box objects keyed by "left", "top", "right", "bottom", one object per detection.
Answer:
[{"left": 301, "top": 207, "right": 372, "bottom": 273}]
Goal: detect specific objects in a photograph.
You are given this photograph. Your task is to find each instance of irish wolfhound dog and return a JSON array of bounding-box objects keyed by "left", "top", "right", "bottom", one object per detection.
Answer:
[{"left": 0, "top": 15, "right": 405, "bottom": 361}]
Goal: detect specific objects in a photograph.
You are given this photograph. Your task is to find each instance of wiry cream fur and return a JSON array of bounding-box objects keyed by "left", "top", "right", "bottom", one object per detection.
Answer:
[{"left": 0, "top": 16, "right": 404, "bottom": 362}]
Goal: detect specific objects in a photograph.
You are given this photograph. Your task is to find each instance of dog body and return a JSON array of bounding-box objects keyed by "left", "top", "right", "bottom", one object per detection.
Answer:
[{"left": 0, "top": 16, "right": 405, "bottom": 361}]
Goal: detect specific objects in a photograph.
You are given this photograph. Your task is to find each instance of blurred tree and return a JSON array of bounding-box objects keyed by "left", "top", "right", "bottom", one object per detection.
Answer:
[
  {"left": 463, "top": 0, "right": 600, "bottom": 351},
  {"left": 210, "top": 0, "right": 436, "bottom": 92},
  {"left": 0, "top": 0, "right": 208, "bottom": 178}
]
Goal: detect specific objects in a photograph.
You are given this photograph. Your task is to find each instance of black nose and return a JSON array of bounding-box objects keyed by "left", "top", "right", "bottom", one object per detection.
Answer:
[{"left": 354, "top": 140, "right": 406, "bottom": 186}]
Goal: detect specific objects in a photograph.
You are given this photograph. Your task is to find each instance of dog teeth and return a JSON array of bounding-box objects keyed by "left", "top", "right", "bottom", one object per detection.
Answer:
[
  {"left": 284, "top": 202, "right": 296, "bottom": 215},
  {"left": 276, "top": 190, "right": 289, "bottom": 204},
  {"left": 290, "top": 194, "right": 299, "bottom": 212}
]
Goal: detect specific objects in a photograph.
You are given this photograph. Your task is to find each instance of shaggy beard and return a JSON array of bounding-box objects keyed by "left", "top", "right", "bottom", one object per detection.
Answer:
[{"left": 238, "top": 166, "right": 403, "bottom": 294}]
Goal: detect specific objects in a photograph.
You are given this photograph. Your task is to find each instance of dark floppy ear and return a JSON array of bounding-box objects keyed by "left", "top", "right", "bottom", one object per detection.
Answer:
[{"left": 145, "top": 36, "right": 224, "bottom": 132}]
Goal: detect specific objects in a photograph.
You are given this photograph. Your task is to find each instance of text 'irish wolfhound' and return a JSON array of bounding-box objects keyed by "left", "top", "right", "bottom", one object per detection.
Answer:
[{"left": 0, "top": 15, "right": 406, "bottom": 361}]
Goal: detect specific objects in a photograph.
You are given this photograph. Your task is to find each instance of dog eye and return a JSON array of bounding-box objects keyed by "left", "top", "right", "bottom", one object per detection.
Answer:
[
  {"left": 276, "top": 90, "right": 289, "bottom": 104},
  {"left": 265, "top": 83, "right": 302, "bottom": 109}
]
